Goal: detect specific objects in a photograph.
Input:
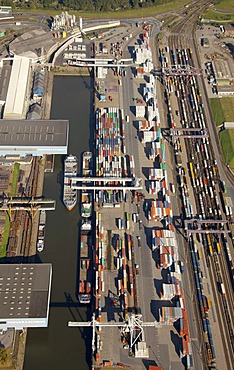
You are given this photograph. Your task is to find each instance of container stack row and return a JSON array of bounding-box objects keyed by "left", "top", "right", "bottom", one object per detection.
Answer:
[
  {"left": 94, "top": 213, "right": 105, "bottom": 322},
  {"left": 161, "top": 281, "right": 183, "bottom": 300},
  {"left": 151, "top": 229, "right": 176, "bottom": 252},
  {"left": 147, "top": 199, "right": 172, "bottom": 221},
  {"left": 96, "top": 107, "right": 122, "bottom": 178},
  {"left": 131, "top": 39, "right": 194, "bottom": 363}
]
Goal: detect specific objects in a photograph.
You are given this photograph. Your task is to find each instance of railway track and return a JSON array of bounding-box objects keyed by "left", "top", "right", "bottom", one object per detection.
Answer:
[
  {"left": 167, "top": 49, "right": 234, "bottom": 367},
  {"left": 159, "top": 1, "right": 234, "bottom": 366},
  {"left": 18, "top": 157, "right": 40, "bottom": 256},
  {"left": 188, "top": 14, "right": 234, "bottom": 357}
]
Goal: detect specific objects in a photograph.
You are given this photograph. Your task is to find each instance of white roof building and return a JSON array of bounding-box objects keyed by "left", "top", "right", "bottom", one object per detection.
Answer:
[{"left": 4, "top": 56, "right": 31, "bottom": 120}]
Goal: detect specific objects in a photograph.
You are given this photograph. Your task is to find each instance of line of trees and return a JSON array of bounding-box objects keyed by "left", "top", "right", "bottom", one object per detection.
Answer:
[{"left": 0, "top": 0, "right": 168, "bottom": 12}]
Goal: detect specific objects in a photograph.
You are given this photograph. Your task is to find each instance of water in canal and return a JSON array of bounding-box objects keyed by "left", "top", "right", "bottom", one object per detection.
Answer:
[{"left": 24, "top": 75, "right": 94, "bottom": 370}]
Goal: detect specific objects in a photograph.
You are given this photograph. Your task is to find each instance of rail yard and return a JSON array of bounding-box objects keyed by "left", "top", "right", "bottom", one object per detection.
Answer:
[{"left": 162, "top": 3, "right": 234, "bottom": 368}]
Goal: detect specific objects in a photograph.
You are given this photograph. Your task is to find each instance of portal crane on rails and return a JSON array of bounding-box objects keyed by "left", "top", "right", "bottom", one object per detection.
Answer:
[
  {"left": 162, "top": 65, "right": 202, "bottom": 76},
  {"left": 0, "top": 195, "right": 56, "bottom": 219},
  {"left": 68, "top": 313, "right": 161, "bottom": 356},
  {"left": 184, "top": 218, "right": 231, "bottom": 237}
]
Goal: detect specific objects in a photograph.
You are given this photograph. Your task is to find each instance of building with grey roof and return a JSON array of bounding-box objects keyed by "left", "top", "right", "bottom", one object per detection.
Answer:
[
  {"left": 9, "top": 29, "right": 56, "bottom": 60},
  {"left": 32, "top": 71, "right": 45, "bottom": 100},
  {"left": 0, "top": 264, "right": 52, "bottom": 330},
  {"left": 26, "top": 103, "right": 42, "bottom": 120},
  {"left": 218, "top": 85, "right": 234, "bottom": 96},
  {"left": 0, "top": 64, "right": 12, "bottom": 103},
  {"left": 0, "top": 119, "right": 69, "bottom": 156}
]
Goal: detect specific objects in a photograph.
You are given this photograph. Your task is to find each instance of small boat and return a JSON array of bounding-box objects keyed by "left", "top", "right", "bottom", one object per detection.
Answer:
[{"left": 63, "top": 155, "right": 78, "bottom": 211}]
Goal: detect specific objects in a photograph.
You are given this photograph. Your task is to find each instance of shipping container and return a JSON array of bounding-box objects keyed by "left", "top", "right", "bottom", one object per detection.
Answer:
[{"left": 220, "top": 283, "right": 226, "bottom": 296}]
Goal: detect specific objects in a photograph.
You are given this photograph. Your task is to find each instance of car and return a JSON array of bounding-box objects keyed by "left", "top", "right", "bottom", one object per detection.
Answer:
[
  {"left": 137, "top": 236, "right": 141, "bottom": 248},
  {"left": 132, "top": 213, "right": 137, "bottom": 222},
  {"left": 170, "top": 183, "right": 175, "bottom": 193}
]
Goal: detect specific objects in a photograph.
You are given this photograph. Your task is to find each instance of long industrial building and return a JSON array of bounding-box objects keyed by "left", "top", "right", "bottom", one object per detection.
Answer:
[
  {"left": 3, "top": 56, "right": 31, "bottom": 120},
  {"left": 0, "top": 119, "right": 69, "bottom": 156},
  {"left": 0, "top": 264, "right": 52, "bottom": 330}
]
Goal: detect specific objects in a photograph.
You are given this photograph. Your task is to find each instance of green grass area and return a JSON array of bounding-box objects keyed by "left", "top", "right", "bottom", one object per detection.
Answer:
[
  {"left": 0, "top": 163, "right": 20, "bottom": 258},
  {"left": 17, "top": 0, "right": 189, "bottom": 19},
  {"left": 210, "top": 97, "right": 234, "bottom": 171},
  {"left": 209, "top": 98, "right": 225, "bottom": 126},
  {"left": 210, "top": 97, "right": 234, "bottom": 126},
  {"left": 220, "top": 129, "right": 234, "bottom": 170},
  {"left": 215, "top": 0, "right": 234, "bottom": 12},
  {"left": 220, "top": 97, "right": 234, "bottom": 121},
  {"left": 10, "top": 162, "right": 20, "bottom": 196},
  {"left": 202, "top": 8, "right": 234, "bottom": 22},
  {"left": 0, "top": 348, "right": 13, "bottom": 368},
  {"left": 0, "top": 219, "right": 10, "bottom": 258}
]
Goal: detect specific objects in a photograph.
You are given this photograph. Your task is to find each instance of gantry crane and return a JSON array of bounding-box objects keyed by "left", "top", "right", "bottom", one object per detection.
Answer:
[
  {"left": 184, "top": 218, "right": 230, "bottom": 237},
  {"left": 0, "top": 195, "right": 56, "bottom": 219},
  {"left": 68, "top": 313, "right": 161, "bottom": 354}
]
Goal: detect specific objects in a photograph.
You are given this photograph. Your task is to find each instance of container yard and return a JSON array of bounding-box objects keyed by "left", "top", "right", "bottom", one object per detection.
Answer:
[
  {"left": 95, "top": 107, "right": 123, "bottom": 179},
  {"left": 73, "top": 23, "right": 197, "bottom": 369}
]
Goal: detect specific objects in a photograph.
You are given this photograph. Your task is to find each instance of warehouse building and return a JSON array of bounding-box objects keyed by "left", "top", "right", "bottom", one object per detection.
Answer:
[
  {"left": 26, "top": 103, "right": 42, "bottom": 120},
  {"left": 218, "top": 85, "right": 234, "bottom": 96},
  {"left": 3, "top": 56, "right": 31, "bottom": 120},
  {"left": 0, "top": 119, "right": 69, "bottom": 156},
  {"left": 0, "top": 264, "right": 52, "bottom": 330},
  {"left": 32, "top": 70, "right": 45, "bottom": 101},
  {"left": 213, "top": 59, "right": 232, "bottom": 80}
]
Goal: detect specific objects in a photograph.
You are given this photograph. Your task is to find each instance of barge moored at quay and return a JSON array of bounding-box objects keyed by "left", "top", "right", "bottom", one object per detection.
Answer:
[
  {"left": 37, "top": 210, "right": 46, "bottom": 252},
  {"left": 78, "top": 151, "right": 94, "bottom": 304},
  {"left": 81, "top": 151, "right": 93, "bottom": 218},
  {"left": 63, "top": 154, "right": 78, "bottom": 211},
  {"left": 78, "top": 220, "right": 92, "bottom": 304}
]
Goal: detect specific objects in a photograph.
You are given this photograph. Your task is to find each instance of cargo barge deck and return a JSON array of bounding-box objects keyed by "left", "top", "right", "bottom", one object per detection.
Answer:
[
  {"left": 78, "top": 220, "right": 92, "bottom": 304},
  {"left": 78, "top": 151, "right": 94, "bottom": 304},
  {"left": 63, "top": 154, "right": 78, "bottom": 211}
]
